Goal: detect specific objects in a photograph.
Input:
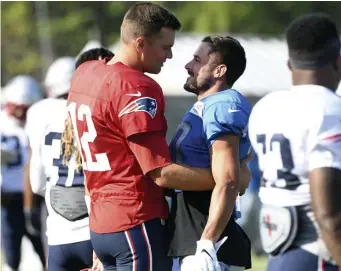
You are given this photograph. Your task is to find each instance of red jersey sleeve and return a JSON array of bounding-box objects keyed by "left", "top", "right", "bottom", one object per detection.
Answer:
[
  {"left": 128, "top": 131, "right": 172, "bottom": 175},
  {"left": 112, "top": 83, "right": 167, "bottom": 138}
]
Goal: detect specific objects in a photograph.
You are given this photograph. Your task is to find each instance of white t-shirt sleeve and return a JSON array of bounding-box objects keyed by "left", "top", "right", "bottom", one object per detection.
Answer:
[
  {"left": 26, "top": 103, "right": 48, "bottom": 196},
  {"left": 30, "top": 141, "right": 47, "bottom": 196},
  {"left": 309, "top": 113, "right": 341, "bottom": 171}
]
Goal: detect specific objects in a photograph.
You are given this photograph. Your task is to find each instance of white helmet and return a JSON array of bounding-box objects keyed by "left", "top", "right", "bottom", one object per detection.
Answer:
[
  {"left": 3, "top": 75, "right": 43, "bottom": 106},
  {"left": 44, "top": 56, "right": 76, "bottom": 98}
]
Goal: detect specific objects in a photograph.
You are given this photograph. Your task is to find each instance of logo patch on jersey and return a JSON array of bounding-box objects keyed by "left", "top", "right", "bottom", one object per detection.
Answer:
[
  {"left": 191, "top": 101, "right": 204, "bottom": 118},
  {"left": 228, "top": 108, "right": 240, "bottom": 113},
  {"left": 118, "top": 97, "right": 157, "bottom": 119}
]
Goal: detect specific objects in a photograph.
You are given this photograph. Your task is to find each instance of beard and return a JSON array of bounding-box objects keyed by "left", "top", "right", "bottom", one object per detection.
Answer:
[{"left": 184, "top": 76, "right": 212, "bottom": 95}]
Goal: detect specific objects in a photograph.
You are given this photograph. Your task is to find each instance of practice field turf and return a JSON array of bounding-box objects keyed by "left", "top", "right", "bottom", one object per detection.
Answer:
[
  {"left": 2, "top": 239, "right": 268, "bottom": 271},
  {"left": 251, "top": 252, "right": 268, "bottom": 271}
]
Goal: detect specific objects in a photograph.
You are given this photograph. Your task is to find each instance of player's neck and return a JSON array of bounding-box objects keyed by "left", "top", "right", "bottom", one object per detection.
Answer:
[
  {"left": 292, "top": 69, "right": 337, "bottom": 92},
  {"left": 197, "top": 83, "right": 230, "bottom": 100},
  {"left": 107, "top": 47, "right": 144, "bottom": 72}
]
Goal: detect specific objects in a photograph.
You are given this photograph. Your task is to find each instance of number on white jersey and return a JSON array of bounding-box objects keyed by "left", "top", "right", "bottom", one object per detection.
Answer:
[
  {"left": 44, "top": 131, "right": 83, "bottom": 186},
  {"left": 67, "top": 102, "right": 111, "bottom": 172},
  {"left": 256, "top": 133, "right": 301, "bottom": 189},
  {"left": 1, "top": 135, "right": 22, "bottom": 168}
]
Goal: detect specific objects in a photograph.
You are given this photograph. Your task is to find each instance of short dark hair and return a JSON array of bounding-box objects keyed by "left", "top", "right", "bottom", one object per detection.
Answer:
[
  {"left": 122, "top": 2, "right": 181, "bottom": 40},
  {"left": 75, "top": 47, "right": 114, "bottom": 69},
  {"left": 202, "top": 35, "right": 246, "bottom": 86},
  {"left": 286, "top": 13, "right": 340, "bottom": 69}
]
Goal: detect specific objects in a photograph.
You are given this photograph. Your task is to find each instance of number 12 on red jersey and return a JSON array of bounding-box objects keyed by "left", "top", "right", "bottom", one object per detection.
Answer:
[{"left": 67, "top": 102, "right": 111, "bottom": 172}]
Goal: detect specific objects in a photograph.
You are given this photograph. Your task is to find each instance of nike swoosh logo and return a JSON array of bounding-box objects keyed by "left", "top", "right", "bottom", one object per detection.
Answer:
[
  {"left": 126, "top": 91, "right": 141, "bottom": 97},
  {"left": 228, "top": 108, "right": 240, "bottom": 113}
]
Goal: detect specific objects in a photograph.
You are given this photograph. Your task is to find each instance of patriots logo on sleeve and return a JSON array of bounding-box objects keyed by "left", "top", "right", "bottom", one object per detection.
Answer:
[{"left": 118, "top": 97, "right": 158, "bottom": 119}]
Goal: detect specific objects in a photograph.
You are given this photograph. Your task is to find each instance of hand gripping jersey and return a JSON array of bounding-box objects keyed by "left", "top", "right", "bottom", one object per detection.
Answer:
[
  {"left": 27, "top": 98, "right": 90, "bottom": 245},
  {"left": 67, "top": 60, "right": 170, "bottom": 233},
  {"left": 0, "top": 111, "right": 29, "bottom": 193},
  {"left": 249, "top": 85, "right": 341, "bottom": 207},
  {"left": 168, "top": 89, "right": 252, "bottom": 268}
]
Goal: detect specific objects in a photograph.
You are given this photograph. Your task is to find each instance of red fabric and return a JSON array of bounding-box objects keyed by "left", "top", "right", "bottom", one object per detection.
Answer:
[
  {"left": 67, "top": 60, "right": 170, "bottom": 233},
  {"left": 128, "top": 132, "right": 171, "bottom": 175}
]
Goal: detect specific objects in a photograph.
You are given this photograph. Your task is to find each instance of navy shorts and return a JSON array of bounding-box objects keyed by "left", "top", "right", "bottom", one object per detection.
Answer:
[
  {"left": 48, "top": 240, "right": 93, "bottom": 271},
  {"left": 91, "top": 218, "right": 172, "bottom": 271},
  {"left": 267, "top": 247, "right": 340, "bottom": 271}
]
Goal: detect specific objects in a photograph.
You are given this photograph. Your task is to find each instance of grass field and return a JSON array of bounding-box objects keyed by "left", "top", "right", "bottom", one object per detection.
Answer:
[
  {"left": 1, "top": 238, "right": 268, "bottom": 271},
  {"left": 250, "top": 253, "right": 268, "bottom": 271}
]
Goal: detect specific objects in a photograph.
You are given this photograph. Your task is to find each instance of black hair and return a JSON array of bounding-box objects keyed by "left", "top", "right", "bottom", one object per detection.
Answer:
[
  {"left": 202, "top": 35, "right": 246, "bottom": 86},
  {"left": 75, "top": 47, "right": 114, "bottom": 69},
  {"left": 286, "top": 13, "right": 340, "bottom": 69}
]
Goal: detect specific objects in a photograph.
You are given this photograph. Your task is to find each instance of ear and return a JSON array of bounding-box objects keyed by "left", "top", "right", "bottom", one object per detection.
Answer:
[
  {"left": 287, "top": 59, "right": 292, "bottom": 71},
  {"left": 135, "top": 37, "right": 145, "bottom": 54},
  {"left": 214, "top": 64, "right": 227, "bottom": 79}
]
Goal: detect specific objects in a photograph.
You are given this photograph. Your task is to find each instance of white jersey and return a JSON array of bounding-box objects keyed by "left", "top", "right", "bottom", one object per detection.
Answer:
[
  {"left": 26, "top": 98, "right": 90, "bottom": 245},
  {"left": 0, "top": 111, "right": 29, "bottom": 193},
  {"left": 249, "top": 85, "right": 341, "bottom": 207}
]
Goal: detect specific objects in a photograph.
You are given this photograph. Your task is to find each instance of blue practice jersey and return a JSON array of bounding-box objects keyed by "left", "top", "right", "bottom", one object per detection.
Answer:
[
  {"left": 170, "top": 89, "right": 251, "bottom": 167},
  {"left": 167, "top": 89, "right": 252, "bottom": 266}
]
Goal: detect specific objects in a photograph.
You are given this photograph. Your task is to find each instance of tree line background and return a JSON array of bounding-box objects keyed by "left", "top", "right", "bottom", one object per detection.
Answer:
[{"left": 2, "top": 1, "right": 341, "bottom": 86}]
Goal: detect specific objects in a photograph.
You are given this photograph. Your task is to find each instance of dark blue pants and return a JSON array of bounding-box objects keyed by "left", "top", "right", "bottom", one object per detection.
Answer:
[
  {"left": 267, "top": 247, "right": 340, "bottom": 271},
  {"left": 48, "top": 240, "right": 93, "bottom": 271},
  {"left": 1, "top": 193, "right": 46, "bottom": 270},
  {"left": 91, "top": 218, "right": 172, "bottom": 271}
]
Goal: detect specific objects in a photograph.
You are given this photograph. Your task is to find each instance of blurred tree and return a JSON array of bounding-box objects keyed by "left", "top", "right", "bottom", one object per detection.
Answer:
[
  {"left": 1, "top": 1, "right": 341, "bottom": 86},
  {"left": 1, "top": 1, "right": 41, "bottom": 84}
]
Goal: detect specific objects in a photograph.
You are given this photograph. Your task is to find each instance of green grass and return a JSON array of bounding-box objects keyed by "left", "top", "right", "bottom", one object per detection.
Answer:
[{"left": 250, "top": 252, "right": 268, "bottom": 271}]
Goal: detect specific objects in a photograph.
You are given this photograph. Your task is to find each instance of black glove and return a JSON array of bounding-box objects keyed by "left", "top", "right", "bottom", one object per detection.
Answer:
[{"left": 24, "top": 208, "right": 41, "bottom": 237}]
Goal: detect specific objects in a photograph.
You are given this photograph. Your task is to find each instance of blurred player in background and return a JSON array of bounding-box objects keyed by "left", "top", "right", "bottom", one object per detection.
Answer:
[
  {"left": 168, "top": 36, "right": 252, "bottom": 271},
  {"left": 237, "top": 154, "right": 264, "bottom": 256},
  {"left": 1, "top": 75, "right": 46, "bottom": 271},
  {"left": 27, "top": 48, "right": 114, "bottom": 271},
  {"left": 64, "top": 2, "right": 221, "bottom": 270},
  {"left": 24, "top": 57, "right": 76, "bottom": 258},
  {"left": 249, "top": 13, "right": 341, "bottom": 270}
]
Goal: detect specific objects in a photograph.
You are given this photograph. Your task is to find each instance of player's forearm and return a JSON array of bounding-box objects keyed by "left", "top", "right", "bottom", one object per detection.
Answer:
[
  {"left": 201, "top": 183, "right": 238, "bottom": 242},
  {"left": 155, "top": 163, "right": 215, "bottom": 191},
  {"left": 319, "top": 222, "right": 341, "bottom": 265},
  {"left": 23, "top": 149, "right": 33, "bottom": 209},
  {"left": 310, "top": 168, "right": 341, "bottom": 265},
  {"left": 201, "top": 149, "right": 240, "bottom": 242}
]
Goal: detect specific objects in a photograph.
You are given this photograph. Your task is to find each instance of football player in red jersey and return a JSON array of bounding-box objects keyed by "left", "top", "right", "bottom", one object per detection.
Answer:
[{"left": 65, "top": 3, "right": 218, "bottom": 271}]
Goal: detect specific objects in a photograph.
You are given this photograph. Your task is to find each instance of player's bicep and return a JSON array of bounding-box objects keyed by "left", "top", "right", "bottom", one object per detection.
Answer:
[
  {"left": 310, "top": 167, "right": 341, "bottom": 227},
  {"left": 114, "top": 86, "right": 167, "bottom": 138},
  {"left": 203, "top": 102, "right": 248, "bottom": 147},
  {"left": 209, "top": 134, "right": 240, "bottom": 186}
]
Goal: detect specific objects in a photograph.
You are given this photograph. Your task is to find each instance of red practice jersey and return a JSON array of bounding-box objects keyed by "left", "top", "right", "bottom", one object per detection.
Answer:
[{"left": 67, "top": 60, "right": 170, "bottom": 233}]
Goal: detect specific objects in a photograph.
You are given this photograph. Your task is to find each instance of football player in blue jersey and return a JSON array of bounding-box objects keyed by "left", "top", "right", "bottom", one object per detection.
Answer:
[{"left": 168, "top": 36, "right": 252, "bottom": 271}]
